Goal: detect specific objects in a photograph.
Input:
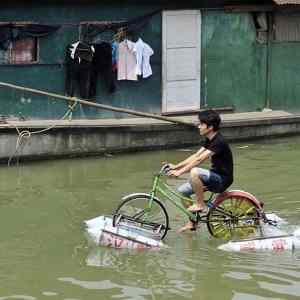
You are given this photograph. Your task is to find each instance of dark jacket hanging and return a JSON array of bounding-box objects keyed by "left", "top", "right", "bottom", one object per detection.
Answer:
[
  {"left": 90, "top": 42, "right": 116, "bottom": 97},
  {"left": 65, "top": 42, "right": 94, "bottom": 99}
]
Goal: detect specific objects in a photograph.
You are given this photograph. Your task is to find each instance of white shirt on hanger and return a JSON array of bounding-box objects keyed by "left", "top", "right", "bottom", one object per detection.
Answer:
[
  {"left": 135, "top": 38, "right": 154, "bottom": 78},
  {"left": 70, "top": 41, "right": 80, "bottom": 59},
  {"left": 118, "top": 39, "right": 137, "bottom": 81}
]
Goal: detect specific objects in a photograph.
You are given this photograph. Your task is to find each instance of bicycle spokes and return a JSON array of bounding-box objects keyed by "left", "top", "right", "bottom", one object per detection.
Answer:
[
  {"left": 207, "top": 196, "right": 260, "bottom": 240},
  {"left": 115, "top": 194, "right": 169, "bottom": 240}
]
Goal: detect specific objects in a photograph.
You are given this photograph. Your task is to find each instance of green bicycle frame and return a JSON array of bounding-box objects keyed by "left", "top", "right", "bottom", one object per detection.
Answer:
[{"left": 148, "top": 173, "right": 213, "bottom": 222}]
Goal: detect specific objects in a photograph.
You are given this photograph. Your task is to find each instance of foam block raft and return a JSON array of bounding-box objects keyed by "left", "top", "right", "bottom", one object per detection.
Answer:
[
  {"left": 218, "top": 229, "right": 300, "bottom": 252},
  {"left": 217, "top": 213, "right": 300, "bottom": 252},
  {"left": 84, "top": 215, "right": 167, "bottom": 250}
]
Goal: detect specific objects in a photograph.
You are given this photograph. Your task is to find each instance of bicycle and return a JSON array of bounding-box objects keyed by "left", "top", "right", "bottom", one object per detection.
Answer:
[{"left": 113, "top": 165, "right": 274, "bottom": 240}]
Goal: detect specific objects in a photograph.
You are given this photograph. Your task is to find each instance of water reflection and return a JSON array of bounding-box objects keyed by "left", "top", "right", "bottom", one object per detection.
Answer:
[{"left": 221, "top": 250, "right": 300, "bottom": 299}]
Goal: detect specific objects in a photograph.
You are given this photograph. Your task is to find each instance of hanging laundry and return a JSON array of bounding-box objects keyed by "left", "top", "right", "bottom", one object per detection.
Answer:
[
  {"left": 72, "top": 41, "right": 95, "bottom": 63},
  {"left": 65, "top": 42, "right": 94, "bottom": 99},
  {"left": 111, "top": 41, "right": 118, "bottom": 72},
  {"left": 90, "top": 42, "right": 116, "bottom": 97},
  {"left": 135, "top": 38, "right": 154, "bottom": 78},
  {"left": 117, "top": 39, "right": 137, "bottom": 81},
  {"left": 70, "top": 41, "right": 80, "bottom": 60}
]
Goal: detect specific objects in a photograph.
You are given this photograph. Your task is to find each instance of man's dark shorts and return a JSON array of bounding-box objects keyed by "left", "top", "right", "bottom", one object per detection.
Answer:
[{"left": 177, "top": 168, "right": 225, "bottom": 196}]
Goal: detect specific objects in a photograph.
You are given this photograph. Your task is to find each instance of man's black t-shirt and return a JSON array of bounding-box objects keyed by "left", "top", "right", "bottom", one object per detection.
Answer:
[{"left": 203, "top": 132, "right": 233, "bottom": 189}]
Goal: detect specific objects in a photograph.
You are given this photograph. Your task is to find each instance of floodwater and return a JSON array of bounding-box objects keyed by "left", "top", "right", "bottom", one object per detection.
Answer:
[{"left": 0, "top": 136, "right": 300, "bottom": 300}]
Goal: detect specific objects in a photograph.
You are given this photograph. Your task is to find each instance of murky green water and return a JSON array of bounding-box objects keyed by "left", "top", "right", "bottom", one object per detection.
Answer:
[{"left": 0, "top": 137, "right": 300, "bottom": 300}]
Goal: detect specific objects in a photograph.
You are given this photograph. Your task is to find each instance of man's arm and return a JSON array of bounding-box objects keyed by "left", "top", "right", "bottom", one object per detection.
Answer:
[
  {"left": 171, "top": 147, "right": 206, "bottom": 170},
  {"left": 169, "top": 149, "right": 213, "bottom": 177}
]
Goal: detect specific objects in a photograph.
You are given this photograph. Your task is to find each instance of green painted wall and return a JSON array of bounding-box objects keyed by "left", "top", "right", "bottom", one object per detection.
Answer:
[
  {"left": 0, "top": 4, "right": 299, "bottom": 119},
  {"left": 269, "top": 43, "right": 300, "bottom": 112},
  {"left": 202, "top": 12, "right": 267, "bottom": 112},
  {"left": 0, "top": 3, "right": 162, "bottom": 119}
]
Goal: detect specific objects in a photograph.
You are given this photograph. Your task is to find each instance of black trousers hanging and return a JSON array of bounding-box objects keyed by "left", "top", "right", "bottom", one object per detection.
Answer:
[
  {"left": 90, "top": 42, "right": 116, "bottom": 97},
  {"left": 65, "top": 60, "right": 92, "bottom": 99},
  {"left": 65, "top": 43, "right": 94, "bottom": 99}
]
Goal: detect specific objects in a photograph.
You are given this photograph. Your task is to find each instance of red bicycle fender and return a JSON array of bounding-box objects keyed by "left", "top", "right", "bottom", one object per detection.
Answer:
[{"left": 213, "top": 190, "right": 264, "bottom": 209}]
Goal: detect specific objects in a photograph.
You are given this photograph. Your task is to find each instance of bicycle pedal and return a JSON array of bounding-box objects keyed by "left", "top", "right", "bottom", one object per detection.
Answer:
[{"left": 192, "top": 208, "right": 209, "bottom": 215}]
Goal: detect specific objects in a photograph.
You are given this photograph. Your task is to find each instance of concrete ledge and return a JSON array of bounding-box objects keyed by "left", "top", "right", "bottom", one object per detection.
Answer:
[{"left": 1, "top": 111, "right": 300, "bottom": 163}]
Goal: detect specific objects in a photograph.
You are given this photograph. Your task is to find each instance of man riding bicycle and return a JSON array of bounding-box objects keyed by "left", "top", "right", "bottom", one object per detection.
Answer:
[{"left": 167, "top": 109, "right": 234, "bottom": 232}]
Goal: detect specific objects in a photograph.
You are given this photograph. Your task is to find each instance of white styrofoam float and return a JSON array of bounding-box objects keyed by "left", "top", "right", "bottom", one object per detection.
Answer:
[
  {"left": 218, "top": 229, "right": 300, "bottom": 252},
  {"left": 84, "top": 215, "right": 167, "bottom": 250},
  {"left": 84, "top": 213, "right": 295, "bottom": 252},
  {"left": 218, "top": 213, "right": 300, "bottom": 252}
]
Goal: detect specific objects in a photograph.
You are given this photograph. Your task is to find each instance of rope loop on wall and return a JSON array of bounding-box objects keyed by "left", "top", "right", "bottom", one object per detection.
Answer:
[{"left": 7, "top": 100, "right": 78, "bottom": 166}]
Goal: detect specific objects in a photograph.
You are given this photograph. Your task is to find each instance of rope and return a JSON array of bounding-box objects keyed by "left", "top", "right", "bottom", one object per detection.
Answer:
[{"left": 7, "top": 100, "right": 77, "bottom": 166}]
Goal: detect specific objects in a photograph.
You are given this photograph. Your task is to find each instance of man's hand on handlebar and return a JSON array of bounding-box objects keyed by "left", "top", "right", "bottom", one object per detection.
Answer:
[{"left": 161, "top": 163, "right": 182, "bottom": 177}]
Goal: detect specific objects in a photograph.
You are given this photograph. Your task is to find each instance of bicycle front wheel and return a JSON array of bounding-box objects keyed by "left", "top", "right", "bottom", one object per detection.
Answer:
[
  {"left": 115, "top": 193, "right": 169, "bottom": 240},
  {"left": 207, "top": 192, "right": 261, "bottom": 240}
]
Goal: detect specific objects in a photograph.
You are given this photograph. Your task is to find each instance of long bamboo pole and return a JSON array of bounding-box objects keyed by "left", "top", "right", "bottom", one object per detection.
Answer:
[{"left": 0, "top": 81, "right": 196, "bottom": 128}]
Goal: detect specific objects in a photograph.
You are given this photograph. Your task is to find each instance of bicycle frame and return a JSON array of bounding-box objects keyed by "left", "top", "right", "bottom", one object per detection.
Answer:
[
  {"left": 148, "top": 172, "right": 264, "bottom": 225},
  {"left": 148, "top": 172, "right": 214, "bottom": 223}
]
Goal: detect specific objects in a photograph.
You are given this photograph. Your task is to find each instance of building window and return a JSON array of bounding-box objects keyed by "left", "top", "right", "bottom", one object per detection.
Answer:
[
  {"left": 253, "top": 12, "right": 268, "bottom": 43},
  {"left": 273, "top": 12, "right": 300, "bottom": 42},
  {"left": 0, "top": 37, "right": 38, "bottom": 64}
]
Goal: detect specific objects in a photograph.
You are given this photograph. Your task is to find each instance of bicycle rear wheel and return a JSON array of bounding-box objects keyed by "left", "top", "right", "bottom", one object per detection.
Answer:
[
  {"left": 115, "top": 193, "right": 169, "bottom": 240},
  {"left": 207, "top": 192, "right": 261, "bottom": 240}
]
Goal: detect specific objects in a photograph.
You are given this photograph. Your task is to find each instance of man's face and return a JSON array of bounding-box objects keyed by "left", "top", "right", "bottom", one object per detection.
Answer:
[{"left": 198, "top": 121, "right": 213, "bottom": 136}]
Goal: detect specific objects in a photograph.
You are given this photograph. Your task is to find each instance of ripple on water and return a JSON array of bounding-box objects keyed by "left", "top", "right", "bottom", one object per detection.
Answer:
[
  {"left": 41, "top": 292, "right": 58, "bottom": 296},
  {"left": 232, "top": 292, "right": 282, "bottom": 300},
  {"left": 222, "top": 250, "right": 300, "bottom": 299},
  {"left": 58, "top": 277, "right": 152, "bottom": 300},
  {"left": 0, "top": 296, "right": 36, "bottom": 300}
]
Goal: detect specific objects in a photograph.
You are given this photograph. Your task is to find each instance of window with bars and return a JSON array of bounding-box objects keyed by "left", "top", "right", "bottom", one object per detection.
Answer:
[
  {"left": 0, "top": 37, "right": 38, "bottom": 64},
  {"left": 273, "top": 12, "right": 300, "bottom": 42}
]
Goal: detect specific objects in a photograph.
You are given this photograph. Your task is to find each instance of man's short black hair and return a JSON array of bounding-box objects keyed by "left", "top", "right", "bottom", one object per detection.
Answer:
[{"left": 198, "top": 109, "right": 221, "bottom": 131}]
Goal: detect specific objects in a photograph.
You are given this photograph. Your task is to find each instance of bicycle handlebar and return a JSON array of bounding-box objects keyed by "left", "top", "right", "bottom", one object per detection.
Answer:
[{"left": 160, "top": 164, "right": 172, "bottom": 175}]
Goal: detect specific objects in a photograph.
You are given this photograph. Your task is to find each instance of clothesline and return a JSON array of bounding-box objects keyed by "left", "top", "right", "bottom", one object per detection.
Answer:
[
  {"left": 0, "top": 10, "right": 161, "bottom": 51},
  {"left": 0, "top": 9, "right": 161, "bottom": 29}
]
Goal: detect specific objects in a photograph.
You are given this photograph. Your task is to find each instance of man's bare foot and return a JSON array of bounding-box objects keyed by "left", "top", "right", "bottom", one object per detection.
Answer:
[
  {"left": 177, "top": 221, "right": 196, "bottom": 233},
  {"left": 188, "top": 204, "right": 208, "bottom": 213}
]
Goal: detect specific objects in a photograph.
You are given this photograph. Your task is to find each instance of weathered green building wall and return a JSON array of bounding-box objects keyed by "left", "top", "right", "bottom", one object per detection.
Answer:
[
  {"left": 202, "top": 12, "right": 267, "bottom": 112},
  {"left": 0, "top": 3, "right": 299, "bottom": 119},
  {"left": 269, "top": 43, "right": 300, "bottom": 112},
  {"left": 0, "top": 3, "right": 162, "bottom": 119}
]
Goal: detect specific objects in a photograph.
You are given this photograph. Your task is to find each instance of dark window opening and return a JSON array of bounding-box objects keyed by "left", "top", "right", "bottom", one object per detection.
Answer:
[
  {"left": 253, "top": 12, "right": 268, "bottom": 43},
  {"left": 0, "top": 37, "right": 38, "bottom": 64}
]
